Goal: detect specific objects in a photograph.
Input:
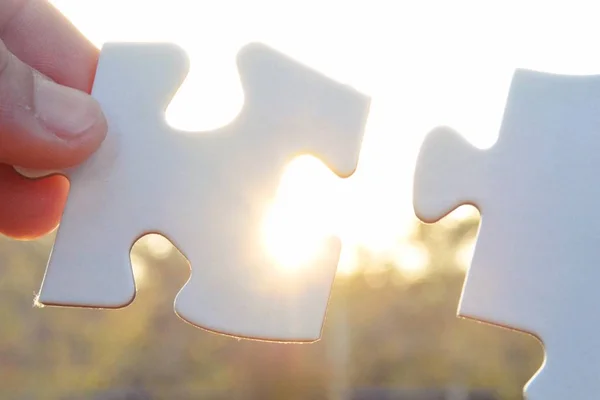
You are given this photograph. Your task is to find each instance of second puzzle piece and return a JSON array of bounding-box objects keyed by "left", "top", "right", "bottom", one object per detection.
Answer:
[
  {"left": 24, "top": 42, "right": 370, "bottom": 342},
  {"left": 414, "top": 69, "right": 600, "bottom": 399}
]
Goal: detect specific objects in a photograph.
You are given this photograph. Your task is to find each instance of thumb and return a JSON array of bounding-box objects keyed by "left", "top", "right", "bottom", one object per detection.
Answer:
[{"left": 0, "top": 39, "right": 107, "bottom": 170}]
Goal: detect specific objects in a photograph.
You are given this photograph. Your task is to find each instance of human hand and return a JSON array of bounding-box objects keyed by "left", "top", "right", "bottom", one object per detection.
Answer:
[{"left": 0, "top": 0, "right": 107, "bottom": 240}]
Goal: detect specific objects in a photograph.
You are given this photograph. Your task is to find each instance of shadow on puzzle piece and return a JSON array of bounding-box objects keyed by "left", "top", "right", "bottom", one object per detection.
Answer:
[
  {"left": 21, "top": 42, "right": 370, "bottom": 343},
  {"left": 413, "top": 69, "right": 600, "bottom": 399}
]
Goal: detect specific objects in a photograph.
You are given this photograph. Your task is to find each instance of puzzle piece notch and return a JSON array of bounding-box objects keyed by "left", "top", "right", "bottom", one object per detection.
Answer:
[
  {"left": 414, "top": 68, "right": 600, "bottom": 399},
  {"left": 36, "top": 41, "right": 370, "bottom": 343}
]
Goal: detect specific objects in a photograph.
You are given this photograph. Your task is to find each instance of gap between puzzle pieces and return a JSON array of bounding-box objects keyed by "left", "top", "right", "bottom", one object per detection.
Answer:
[{"left": 17, "top": 42, "right": 371, "bottom": 343}]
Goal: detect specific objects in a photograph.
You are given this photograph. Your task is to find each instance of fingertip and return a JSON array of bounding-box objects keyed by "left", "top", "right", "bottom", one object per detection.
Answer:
[
  {"left": 2, "top": 0, "right": 100, "bottom": 93},
  {"left": 0, "top": 164, "right": 69, "bottom": 240}
]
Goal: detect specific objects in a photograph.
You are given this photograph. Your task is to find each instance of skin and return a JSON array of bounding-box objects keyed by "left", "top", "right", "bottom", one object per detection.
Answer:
[{"left": 0, "top": 0, "right": 107, "bottom": 240}]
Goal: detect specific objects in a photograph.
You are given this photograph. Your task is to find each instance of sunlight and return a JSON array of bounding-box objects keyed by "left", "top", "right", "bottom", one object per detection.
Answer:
[
  {"left": 391, "top": 242, "right": 429, "bottom": 280},
  {"left": 447, "top": 205, "right": 480, "bottom": 222},
  {"left": 261, "top": 207, "right": 329, "bottom": 272},
  {"left": 260, "top": 156, "right": 340, "bottom": 271}
]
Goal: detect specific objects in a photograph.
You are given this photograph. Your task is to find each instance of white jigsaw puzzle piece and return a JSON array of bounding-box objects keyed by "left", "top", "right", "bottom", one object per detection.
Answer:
[
  {"left": 31, "top": 42, "right": 370, "bottom": 342},
  {"left": 414, "top": 69, "right": 600, "bottom": 399}
]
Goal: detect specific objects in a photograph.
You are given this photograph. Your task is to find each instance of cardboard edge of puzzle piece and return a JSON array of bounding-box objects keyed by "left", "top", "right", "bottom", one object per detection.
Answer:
[{"left": 31, "top": 41, "right": 370, "bottom": 343}]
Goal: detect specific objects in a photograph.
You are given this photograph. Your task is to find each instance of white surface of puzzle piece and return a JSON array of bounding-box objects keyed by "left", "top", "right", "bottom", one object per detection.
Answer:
[
  {"left": 34, "top": 42, "right": 370, "bottom": 342},
  {"left": 413, "top": 69, "right": 600, "bottom": 399}
]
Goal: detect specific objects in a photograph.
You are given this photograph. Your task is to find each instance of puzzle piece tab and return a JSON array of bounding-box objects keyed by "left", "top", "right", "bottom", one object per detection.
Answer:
[
  {"left": 414, "top": 69, "right": 600, "bottom": 399},
  {"left": 34, "top": 42, "right": 370, "bottom": 342}
]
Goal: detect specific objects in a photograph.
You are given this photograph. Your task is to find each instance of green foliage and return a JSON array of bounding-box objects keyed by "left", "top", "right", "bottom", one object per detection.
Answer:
[{"left": 0, "top": 214, "right": 541, "bottom": 399}]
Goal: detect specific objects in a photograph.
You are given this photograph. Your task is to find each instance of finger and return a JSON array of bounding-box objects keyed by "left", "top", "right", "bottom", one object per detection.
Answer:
[
  {"left": 0, "top": 1, "right": 104, "bottom": 240},
  {"left": 0, "top": 164, "right": 69, "bottom": 240},
  {"left": 1, "top": 0, "right": 99, "bottom": 92},
  {"left": 0, "top": 39, "right": 107, "bottom": 170}
]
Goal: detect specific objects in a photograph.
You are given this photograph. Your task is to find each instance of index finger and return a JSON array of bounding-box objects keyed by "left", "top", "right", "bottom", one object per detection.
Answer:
[{"left": 1, "top": 0, "right": 99, "bottom": 92}]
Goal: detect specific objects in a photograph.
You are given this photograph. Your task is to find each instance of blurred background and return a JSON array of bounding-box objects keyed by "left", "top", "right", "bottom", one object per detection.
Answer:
[
  {"left": 0, "top": 217, "right": 542, "bottom": 399},
  {"left": 7, "top": 0, "right": 600, "bottom": 398}
]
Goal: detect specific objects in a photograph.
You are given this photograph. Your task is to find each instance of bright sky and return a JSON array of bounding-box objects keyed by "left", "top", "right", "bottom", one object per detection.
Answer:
[{"left": 49, "top": 0, "right": 600, "bottom": 275}]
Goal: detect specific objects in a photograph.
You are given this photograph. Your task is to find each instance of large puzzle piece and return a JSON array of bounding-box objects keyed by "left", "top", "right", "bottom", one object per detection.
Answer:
[
  {"left": 413, "top": 69, "right": 600, "bottom": 399},
  {"left": 29, "top": 42, "right": 370, "bottom": 342}
]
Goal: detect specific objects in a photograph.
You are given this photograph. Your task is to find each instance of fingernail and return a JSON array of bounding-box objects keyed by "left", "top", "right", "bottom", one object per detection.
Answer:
[
  {"left": 34, "top": 74, "right": 104, "bottom": 139},
  {"left": 13, "top": 166, "right": 59, "bottom": 179}
]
